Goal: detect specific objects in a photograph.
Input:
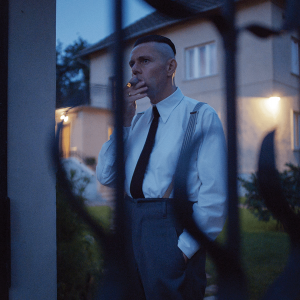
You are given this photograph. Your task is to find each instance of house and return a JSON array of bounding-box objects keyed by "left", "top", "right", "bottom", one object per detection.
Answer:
[
  {"left": 70, "top": 0, "right": 299, "bottom": 199},
  {"left": 55, "top": 105, "right": 112, "bottom": 202}
]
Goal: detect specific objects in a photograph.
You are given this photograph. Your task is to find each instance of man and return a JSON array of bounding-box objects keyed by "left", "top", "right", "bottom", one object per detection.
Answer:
[{"left": 97, "top": 35, "right": 227, "bottom": 300}]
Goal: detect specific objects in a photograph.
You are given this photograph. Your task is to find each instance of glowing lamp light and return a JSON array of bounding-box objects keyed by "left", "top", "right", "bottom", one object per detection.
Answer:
[
  {"left": 60, "top": 115, "right": 69, "bottom": 122},
  {"left": 265, "top": 96, "right": 280, "bottom": 116},
  {"left": 268, "top": 96, "right": 280, "bottom": 104}
]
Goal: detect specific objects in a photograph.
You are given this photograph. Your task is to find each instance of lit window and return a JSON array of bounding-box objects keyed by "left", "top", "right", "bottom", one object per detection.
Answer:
[
  {"left": 291, "top": 38, "right": 299, "bottom": 76},
  {"left": 185, "top": 42, "right": 217, "bottom": 80},
  {"left": 293, "top": 111, "right": 300, "bottom": 150}
]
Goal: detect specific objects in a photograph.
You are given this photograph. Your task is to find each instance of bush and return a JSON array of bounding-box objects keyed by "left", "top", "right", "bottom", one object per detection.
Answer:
[
  {"left": 239, "top": 163, "right": 300, "bottom": 222},
  {"left": 57, "top": 170, "right": 103, "bottom": 300}
]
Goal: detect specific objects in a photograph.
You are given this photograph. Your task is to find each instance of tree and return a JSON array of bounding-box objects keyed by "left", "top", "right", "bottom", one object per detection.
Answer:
[{"left": 56, "top": 37, "right": 90, "bottom": 108}]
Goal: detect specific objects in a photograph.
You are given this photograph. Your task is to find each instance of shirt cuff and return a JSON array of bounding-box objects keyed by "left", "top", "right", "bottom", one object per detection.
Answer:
[{"left": 177, "top": 230, "right": 201, "bottom": 259}]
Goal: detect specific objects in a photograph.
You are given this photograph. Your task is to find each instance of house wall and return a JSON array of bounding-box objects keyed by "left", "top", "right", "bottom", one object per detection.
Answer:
[
  {"left": 69, "top": 110, "right": 83, "bottom": 153},
  {"left": 59, "top": 107, "right": 112, "bottom": 163},
  {"left": 236, "top": 0, "right": 275, "bottom": 175},
  {"left": 80, "top": 108, "right": 112, "bottom": 159},
  {"left": 271, "top": 3, "right": 300, "bottom": 169},
  {"left": 90, "top": 50, "right": 113, "bottom": 85},
  {"left": 236, "top": 1, "right": 300, "bottom": 174},
  {"left": 8, "top": 0, "right": 57, "bottom": 298},
  {"left": 237, "top": 0, "right": 274, "bottom": 90},
  {"left": 90, "top": 50, "right": 113, "bottom": 109},
  {"left": 272, "top": 2, "right": 299, "bottom": 90}
]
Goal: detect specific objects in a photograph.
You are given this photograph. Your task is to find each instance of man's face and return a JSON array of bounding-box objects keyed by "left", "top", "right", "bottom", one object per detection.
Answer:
[{"left": 129, "top": 42, "right": 170, "bottom": 103}]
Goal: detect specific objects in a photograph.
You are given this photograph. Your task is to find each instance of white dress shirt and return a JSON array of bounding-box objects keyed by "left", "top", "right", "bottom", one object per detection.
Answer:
[{"left": 97, "top": 87, "right": 227, "bottom": 258}]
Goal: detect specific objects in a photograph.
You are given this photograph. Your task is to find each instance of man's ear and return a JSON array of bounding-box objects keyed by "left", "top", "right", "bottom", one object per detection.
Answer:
[{"left": 167, "top": 58, "right": 177, "bottom": 77}]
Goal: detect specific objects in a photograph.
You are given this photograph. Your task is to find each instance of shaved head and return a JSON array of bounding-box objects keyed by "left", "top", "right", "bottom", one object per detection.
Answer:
[
  {"left": 133, "top": 41, "right": 175, "bottom": 64},
  {"left": 134, "top": 34, "right": 176, "bottom": 55},
  {"left": 153, "top": 42, "right": 175, "bottom": 62},
  {"left": 133, "top": 35, "right": 176, "bottom": 64}
]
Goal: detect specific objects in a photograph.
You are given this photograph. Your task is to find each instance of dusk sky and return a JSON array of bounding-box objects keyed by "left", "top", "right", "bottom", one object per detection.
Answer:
[{"left": 56, "top": 0, "right": 155, "bottom": 47}]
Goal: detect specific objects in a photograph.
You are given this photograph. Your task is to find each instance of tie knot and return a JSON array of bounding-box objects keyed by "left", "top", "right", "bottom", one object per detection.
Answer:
[{"left": 153, "top": 106, "right": 160, "bottom": 119}]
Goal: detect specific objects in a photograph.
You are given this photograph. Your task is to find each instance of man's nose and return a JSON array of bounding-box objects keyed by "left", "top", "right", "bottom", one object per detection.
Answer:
[{"left": 131, "top": 63, "right": 141, "bottom": 75}]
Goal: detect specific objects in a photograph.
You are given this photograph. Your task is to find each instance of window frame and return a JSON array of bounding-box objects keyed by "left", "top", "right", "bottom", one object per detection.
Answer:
[
  {"left": 185, "top": 41, "right": 217, "bottom": 80},
  {"left": 292, "top": 110, "right": 300, "bottom": 151},
  {"left": 291, "top": 37, "right": 300, "bottom": 76}
]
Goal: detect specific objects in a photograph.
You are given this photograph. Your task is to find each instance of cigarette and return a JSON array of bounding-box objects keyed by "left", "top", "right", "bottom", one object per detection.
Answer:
[{"left": 126, "top": 77, "right": 139, "bottom": 88}]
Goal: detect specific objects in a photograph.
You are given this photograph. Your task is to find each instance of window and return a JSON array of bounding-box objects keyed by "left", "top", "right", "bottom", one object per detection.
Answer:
[
  {"left": 293, "top": 111, "right": 300, "bottom": 150},
  {"left": 185, "top": 42, "right": 217, "bottom": 80},
  {"left": 291, "top": 37, "right": 299, "bottom": 75}
]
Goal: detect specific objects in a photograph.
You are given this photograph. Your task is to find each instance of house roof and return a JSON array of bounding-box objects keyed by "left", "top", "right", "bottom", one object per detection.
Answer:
[{"left": 78, "top": 0, "right": 225, "bottom": 57}]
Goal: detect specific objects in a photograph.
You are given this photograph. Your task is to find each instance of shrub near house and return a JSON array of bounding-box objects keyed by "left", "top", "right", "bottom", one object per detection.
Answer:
[
  {"left": 240, "top": 163, "right": 300, "bottom": 222},
  {"left": 56, "top": 170, "right": 102, "bottom": 300}
]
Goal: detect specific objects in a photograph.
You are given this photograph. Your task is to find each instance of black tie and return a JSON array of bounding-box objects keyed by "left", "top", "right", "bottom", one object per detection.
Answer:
[{"left": 130, "top": 106, "right": 160, "bottom": 198}]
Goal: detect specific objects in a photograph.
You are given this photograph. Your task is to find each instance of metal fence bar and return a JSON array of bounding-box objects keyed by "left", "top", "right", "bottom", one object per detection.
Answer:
[
  {"left": 112, "top": 0, "right": 127, "bottom": 263},
  {"left": 222, "top": 0, "right": 240, "bottom": 260},
  {"left": 0, "top": 0, "right": 11, "bottom": 298}
]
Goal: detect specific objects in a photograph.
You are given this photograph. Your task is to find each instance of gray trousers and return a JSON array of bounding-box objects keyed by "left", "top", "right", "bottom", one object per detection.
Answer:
[{"left": 123, "top": 195, "right": 207, "bottom": 300}]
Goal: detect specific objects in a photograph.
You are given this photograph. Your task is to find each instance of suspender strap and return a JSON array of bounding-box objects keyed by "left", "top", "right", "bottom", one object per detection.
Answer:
[
  {"left": 162, "top": 180, "right": 174, "bottom": 198},
  {"left": 179, "top": 102, "right": 205, "bottom": 158},
  {"left": 163, "top": 102, "right": 206, "bottom": 198}
]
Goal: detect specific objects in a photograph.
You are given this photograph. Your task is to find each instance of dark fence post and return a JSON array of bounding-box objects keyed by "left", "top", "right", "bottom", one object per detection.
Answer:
[
  {"left": 222, "top": 0, "right": 240, "bottom": 259},
  {"left": 0, "top": 0, "right": 11, "bottom": 298},
  {"left": 113, "top": 0, "right": 126, "bottom": 251}
]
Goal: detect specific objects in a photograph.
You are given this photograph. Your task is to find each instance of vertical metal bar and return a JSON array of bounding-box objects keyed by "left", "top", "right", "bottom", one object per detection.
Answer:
[
  {"left": 113, "top": 0, "right": 126, "bottom": 253},
  {"left": 0, "top": 0, "right": 11, "bottom": 298},
  {"left": 222, "top": 0, "right": 240, "bottom": 259},
  {"left": 298, "top": 28, "right": 300, "bottom": 166}
]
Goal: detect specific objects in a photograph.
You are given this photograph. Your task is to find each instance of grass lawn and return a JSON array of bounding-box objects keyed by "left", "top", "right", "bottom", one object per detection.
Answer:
[
  {"left": 206, "top": 208, "right": 290, "bottom": 300},
  {"left": 87, "top": 205, "right": 112, "bottom": 231}
]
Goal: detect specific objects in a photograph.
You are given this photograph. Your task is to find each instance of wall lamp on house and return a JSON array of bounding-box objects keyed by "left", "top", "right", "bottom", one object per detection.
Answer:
[
  {"left": 264, "top": 96, "right": 281, "bottom": 117},
  {"left": 60, "top": 114, "right": 69, "bottom": 122}
]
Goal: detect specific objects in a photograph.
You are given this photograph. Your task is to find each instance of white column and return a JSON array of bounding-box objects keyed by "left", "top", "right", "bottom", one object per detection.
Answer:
[{"left": 8, "top": 0, "right": 57, "bottom": 299}]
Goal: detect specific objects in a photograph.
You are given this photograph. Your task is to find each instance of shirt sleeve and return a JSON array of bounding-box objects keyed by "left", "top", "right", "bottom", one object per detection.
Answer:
[
  {"left": 96, "top": 126, "right": 131, "bottom": 187},
  {"left": 178, "top": 106, "right": 227, "bottom": 259}
]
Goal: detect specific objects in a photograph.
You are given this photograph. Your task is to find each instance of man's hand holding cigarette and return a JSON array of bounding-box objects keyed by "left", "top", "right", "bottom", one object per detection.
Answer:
[{"left": 124, "top": 77, "right": 148, "bottom": 127}]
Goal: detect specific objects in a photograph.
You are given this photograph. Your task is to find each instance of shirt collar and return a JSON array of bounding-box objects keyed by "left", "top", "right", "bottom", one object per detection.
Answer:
[{"left": 149, "top": 88, "right": 184, "bottom": 124}]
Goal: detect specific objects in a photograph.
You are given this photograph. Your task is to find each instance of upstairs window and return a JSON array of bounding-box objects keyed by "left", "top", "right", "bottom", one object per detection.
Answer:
[
  {"left": 293, "top": 111, "right": 300, "bottom": 150},
  {"left": 185, "top": 42, "right": 217, "bottom": 80},
  {"left": 291, "top": 37, "right": 299, "bottom": 76}
]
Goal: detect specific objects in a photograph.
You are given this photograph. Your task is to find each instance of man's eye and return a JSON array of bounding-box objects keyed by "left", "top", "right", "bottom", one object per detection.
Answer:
[{"left": 142, "top": 59, "right": 149, "bottom": 64}]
